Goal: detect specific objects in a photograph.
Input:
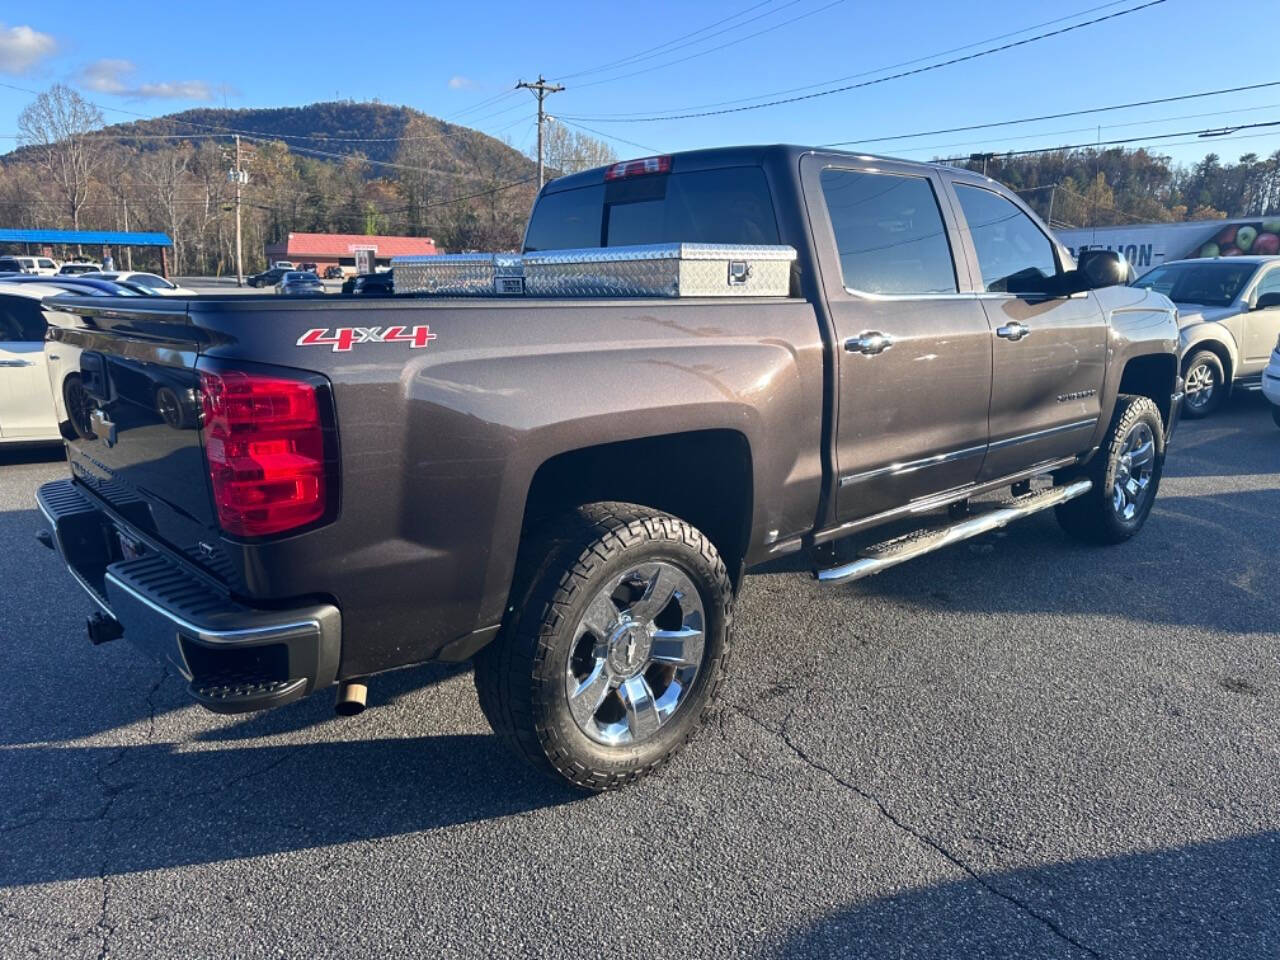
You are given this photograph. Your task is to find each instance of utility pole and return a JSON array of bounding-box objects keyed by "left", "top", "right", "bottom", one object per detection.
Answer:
[
  {"left": 233, "top": 134, "right": 245, "bottom": 286},
  {"left": 516, "top": 76, "right": 565, "bottom": 188}
]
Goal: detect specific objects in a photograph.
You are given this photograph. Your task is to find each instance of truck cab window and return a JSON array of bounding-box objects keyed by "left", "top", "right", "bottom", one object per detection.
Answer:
[
  {"left": 819, "top": 168, "right": 957, "bottom": 295},
  {"left": 954, "top": 184, "right": 1058, "bottom": 294}
]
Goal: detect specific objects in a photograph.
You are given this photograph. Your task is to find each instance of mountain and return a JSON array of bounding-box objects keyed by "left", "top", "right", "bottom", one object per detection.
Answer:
[{"left": 4, "top": 101, "right": 537, "bottom": 179}]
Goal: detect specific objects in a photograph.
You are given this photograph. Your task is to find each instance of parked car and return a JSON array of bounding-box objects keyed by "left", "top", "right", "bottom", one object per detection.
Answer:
[
  {"left": 37, "top": 145, "right": 1181, "bottom": 792},
  {"left": 1132, "top": 256, "right": 1280, "bottom": 417},
  {"left": 57, "top": 261, "right": 102, "bottom": 276},
  {"left": 0, "top": 275, "right": 142, "bottom": 297},
  {"left": 275, "top": 271, "right": 325, "bottom": 296},
  {"left": 341, "top": 270, "right": 393, "bottom": 295},
  {"left": 0, "top": 256, "right": 24, "bottom": 274},
  {"left": 82, "top": 271, "right": 197, "bottom": 297},
  {"left": 323, "top": 265, "right": 344, "bottom": 280},
  {"left": 247, "top": 267, "right": 288, "bottom": 288},
  {"left": 273, "top": 260, "right": 296, "bottom": 270},
  {"left": 0, "top": 283, "right": 104, "bottom": 443},
  {"left": 1263, "top": 334, "right": 1280, "bottom": 427},
  {"left": 299, "top": 262, "right": 318, "bottom": 273},
  {"left": 4, "top": 255, "right": 59, "bottom": 276}
]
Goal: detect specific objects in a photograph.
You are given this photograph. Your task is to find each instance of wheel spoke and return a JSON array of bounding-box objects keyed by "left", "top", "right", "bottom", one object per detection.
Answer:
[
  {"left": 619, "top": 675, "right": 661, "bottom": 741},
  {"left": 649, "top": 625, "right": 704, "bottom": 667},
  {"left": 1128, "top": 439, "right": 1154, "bottom": 470},
  {"left": 580, "top": 591, "right": 620, "bottom": 641},
  {"left": 568, "top": 661, "right": 613, "bottom": 726},
  {"left": 628, "top": 564, "right": 681, "bottom": 622}
]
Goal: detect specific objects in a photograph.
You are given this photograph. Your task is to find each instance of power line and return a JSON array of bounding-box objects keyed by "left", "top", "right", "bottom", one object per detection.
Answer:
[
  {"left": 931, "top": 118, "right": 1280, "bottom": 163},
  {"left": 569, "top": 0, "right": 847, "bottom": 92},
  {"left": 822, "top": 80, "right": 1280, "bottom": 149},
  {"left": 554, "top": 0, "right": 780, "bottom": 81},
  {"left": 562, "top": 0, "right": 1167, "bottom": 122},
  {"left": 557, "top": 119, "right": 662, "bottom": 156},
  {"left": 575, "top": 0, "right": 1132, "bottom": 117}
]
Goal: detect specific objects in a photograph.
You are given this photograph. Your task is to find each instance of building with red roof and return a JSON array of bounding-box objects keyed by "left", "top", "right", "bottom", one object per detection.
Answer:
[{"left": 263, "top": 232, "right": 438, "bottom": 275}]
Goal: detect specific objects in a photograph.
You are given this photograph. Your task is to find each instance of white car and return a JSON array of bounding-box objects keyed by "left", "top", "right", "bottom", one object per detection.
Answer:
[
  {"left": 57, "top": 261, "right": 102, "bottom": 275},
  {"left": 0, "top": 255, "right": 58, "bottom": 276},
  {"left": 82, "top": 271, "right": 197, "bottom": 296},
  {"left": 1263, "top": 334, "right": 1280, "bottom": 428},
  {"left": 0, "top": 282, "right": 78, "bottom": 443}
]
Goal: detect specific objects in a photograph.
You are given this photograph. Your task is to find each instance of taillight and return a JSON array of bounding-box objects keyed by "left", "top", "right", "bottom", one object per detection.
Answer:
[
  {"left": 604, "top": 155, "right": 671, "bottom": 180},
  {"left": 197, "top": 364, "right": 329, "bottom": 537}
]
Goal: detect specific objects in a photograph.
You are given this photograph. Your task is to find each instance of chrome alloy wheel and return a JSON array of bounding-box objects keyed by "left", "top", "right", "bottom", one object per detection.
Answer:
[
  {"left": 565, "top": 561, "right": 705, "bottom": 747},
  {"left": 1112, "top": 421, "right": 1156, "bottom": 521},
  {"left": 1184, "top": 361, "right": 1216, "bottom": 412}
]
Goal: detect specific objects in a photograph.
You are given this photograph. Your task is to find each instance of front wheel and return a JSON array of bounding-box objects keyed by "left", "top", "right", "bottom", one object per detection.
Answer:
[
  {"left": 474, "top": 502, "right": 733, "bottom": 791},
  {"left": 1055, "top": 394, "right": 1166, "bottom": 545},
  {"left": 1182, "top": 350, "right": 1225, "bottom": 419}
]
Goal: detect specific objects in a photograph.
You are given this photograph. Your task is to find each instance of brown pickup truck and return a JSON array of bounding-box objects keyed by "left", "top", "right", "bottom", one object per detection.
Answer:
[{"left": 37, "top": 145, "right": 1181, "bottom": 791}]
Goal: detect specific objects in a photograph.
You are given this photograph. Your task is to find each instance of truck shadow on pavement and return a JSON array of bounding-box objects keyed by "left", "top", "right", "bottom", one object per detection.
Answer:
[
  {"left": 766, "top": 831, "right": 1280, "bottom": 959},
  {"left": 0, "top": 731, "right": 578, "bottom": 887}
]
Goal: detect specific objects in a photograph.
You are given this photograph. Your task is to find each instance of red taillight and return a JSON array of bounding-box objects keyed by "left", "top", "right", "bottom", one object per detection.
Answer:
[
  {"left": 604, "top": 155, "right": 671, "bottom": 180},
  {"left": 197, "top": 365, "right": 328, "bottom": 537}
]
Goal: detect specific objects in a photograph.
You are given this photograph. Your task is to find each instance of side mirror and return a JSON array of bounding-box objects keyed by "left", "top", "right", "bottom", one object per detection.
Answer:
[
  {"left": 1076, "top": 249, "right": 1129, "bottom": 289},
  {"left": 1254, "top": 291, "right": 1280, "bottom": 310}
]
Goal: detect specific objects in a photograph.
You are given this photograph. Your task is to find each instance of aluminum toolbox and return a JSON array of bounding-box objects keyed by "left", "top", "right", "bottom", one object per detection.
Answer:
[
  {"left": 392, "top": 253, "right": 525, "bottom": 296},
  {"left": 521, "top": 243, "right": 797, "bottom": 298}
]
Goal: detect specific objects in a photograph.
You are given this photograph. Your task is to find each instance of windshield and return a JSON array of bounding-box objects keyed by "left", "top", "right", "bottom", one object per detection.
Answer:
[
  {"left": 131, "top": 273, "right": 176, "bottom": 289},
  {"left": 1132, "top": 261, "right": 1258, "bottom": 307},
  {"left": 523, "top": 165, "right": 780, "bottom": 252}
]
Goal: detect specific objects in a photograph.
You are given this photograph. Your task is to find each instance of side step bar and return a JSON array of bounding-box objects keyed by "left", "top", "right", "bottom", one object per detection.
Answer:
[{"left": 815, "top": 479, "right": 1092, "bottom": 585}]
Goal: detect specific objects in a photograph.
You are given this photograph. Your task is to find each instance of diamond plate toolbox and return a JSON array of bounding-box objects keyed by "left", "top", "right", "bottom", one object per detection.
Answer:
[
  {"left": 521, "top": 243, "right": 796, "bottom": 298},
  {"left": 392, "top": 253, "right": 525, "bottom": 296}
]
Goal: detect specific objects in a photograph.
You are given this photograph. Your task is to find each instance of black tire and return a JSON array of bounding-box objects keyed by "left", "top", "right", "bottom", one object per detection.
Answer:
[
  {"left": 62, "top": 374, "right": 95, "bottom": 441},
  {"left": 474, "top": 502, "right": 733, "bottom": 792},
  {"left": 1181, "top": 349, "right": 1225, "bottom": 419},
  {"left": 1055, "top": 394, "right": 1165, "bottom": 545}
]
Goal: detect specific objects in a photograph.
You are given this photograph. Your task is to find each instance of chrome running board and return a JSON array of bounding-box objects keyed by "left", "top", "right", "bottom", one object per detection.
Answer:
[{"left": 814, "top": 480, "right": 1093, "bottom": 585}]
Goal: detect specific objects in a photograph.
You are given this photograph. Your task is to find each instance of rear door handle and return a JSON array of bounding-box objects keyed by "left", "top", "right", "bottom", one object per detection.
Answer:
[
  {"left": 996, "top": 322, "right": 1031, "bottom": 341},
  {"left": 0, "top": 358, "right": 34, "bottom": 367},
  {"left": 845, "top": 332, "right": 895, "bottom": 355}
]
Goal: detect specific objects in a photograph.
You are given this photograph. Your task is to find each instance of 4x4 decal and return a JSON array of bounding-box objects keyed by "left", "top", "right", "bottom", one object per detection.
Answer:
[{"left": 297, "top": 325, "right": 438, "bottom": 352}]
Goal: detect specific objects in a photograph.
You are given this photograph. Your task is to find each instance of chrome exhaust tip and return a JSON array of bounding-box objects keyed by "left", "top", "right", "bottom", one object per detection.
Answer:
[{"left": 335, "top": 681, "right": 368, "bottom": 717}]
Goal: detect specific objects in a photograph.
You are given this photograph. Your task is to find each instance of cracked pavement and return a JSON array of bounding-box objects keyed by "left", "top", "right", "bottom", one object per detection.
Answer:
[{"left": 2, "top": 394, "right": 1278, "bottom": 959}]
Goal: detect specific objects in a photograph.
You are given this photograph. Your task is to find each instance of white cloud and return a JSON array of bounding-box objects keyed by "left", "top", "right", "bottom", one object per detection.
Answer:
[
  {"left": 448, "top": 75, "right": 473, "bottom": 90},
  {"left": 80, "top": 58, "right": 212, "bottom": 101},
  {"left": 0, "top": 24, "right": 57, "bottom": 75}
]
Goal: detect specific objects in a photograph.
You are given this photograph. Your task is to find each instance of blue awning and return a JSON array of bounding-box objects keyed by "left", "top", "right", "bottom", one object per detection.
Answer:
[{"left": 0, "top": 229, "right": 171, "bottom": 247}]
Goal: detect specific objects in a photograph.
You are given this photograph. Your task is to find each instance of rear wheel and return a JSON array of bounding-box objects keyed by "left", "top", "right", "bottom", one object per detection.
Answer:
[
  {"left": 1182, "top": 350, "right": 1225, "bottom": 419},
  {"left": 1055, "top": 394, "right": 1165, "bottom": 544},
  {"left": 474, "top": 502, "right": 733, "bottom": 791}
]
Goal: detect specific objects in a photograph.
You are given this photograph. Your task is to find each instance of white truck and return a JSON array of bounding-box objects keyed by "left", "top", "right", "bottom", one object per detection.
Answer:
[{"left": 1057, "top": 217, "right": 1280, "bottom": 274}]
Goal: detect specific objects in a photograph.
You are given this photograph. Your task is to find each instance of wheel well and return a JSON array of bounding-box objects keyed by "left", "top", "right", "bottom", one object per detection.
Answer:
[
  {"left": 1118, "top": 353, "right": 1179, "bottom": 427},
  {"left": 522, "top": 430, "right": 753, "bottom": 585},
  {"left": 1181, "top": 340, "right": 1233, "bottom": 386}
]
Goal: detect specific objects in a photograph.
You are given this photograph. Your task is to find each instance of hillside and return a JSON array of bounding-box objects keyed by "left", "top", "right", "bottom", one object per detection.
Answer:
[{"left": 3, "top": 100, "right": 537, "bottom": 179}]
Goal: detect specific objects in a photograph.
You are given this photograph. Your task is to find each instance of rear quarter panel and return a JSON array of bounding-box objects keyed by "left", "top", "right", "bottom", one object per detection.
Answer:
[{"left": 195, "top": 296, "right": 824, "bottom": 678}]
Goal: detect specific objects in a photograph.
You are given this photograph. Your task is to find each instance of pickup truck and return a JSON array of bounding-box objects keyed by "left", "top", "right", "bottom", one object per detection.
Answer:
[{"left": 36, "top": 145, "right": 1183, "bottom": 791}]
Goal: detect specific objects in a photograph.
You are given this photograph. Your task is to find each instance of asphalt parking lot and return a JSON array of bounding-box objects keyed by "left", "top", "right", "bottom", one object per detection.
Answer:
[{"left": 1, "top": 395, "right": 1277, "bottom": 959}]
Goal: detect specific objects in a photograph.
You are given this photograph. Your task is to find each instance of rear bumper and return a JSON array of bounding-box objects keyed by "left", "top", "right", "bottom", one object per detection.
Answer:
[{"left": 37, "top": 478, "right": 341, "bottom": 713}]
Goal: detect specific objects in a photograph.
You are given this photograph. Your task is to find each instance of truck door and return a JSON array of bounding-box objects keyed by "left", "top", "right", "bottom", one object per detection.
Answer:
[
  {"left": 0, "top": 293, "right": 57, "bottom": 440},
  {"left": 945, "top": 181, "right": 1106, "bottom": 480},
  {"left": 802, "top": 157, "right": 992, "bottom": 523},
  {"left": 1243, "top": 265, "right": 1280, "bottom": 370}
]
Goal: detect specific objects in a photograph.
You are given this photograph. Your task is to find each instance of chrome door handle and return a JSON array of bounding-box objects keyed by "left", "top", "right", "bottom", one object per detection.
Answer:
[
  {"left": 996, "top": 322, "right": 1031, "bottom": 341},
  {"left": 845, "top": 332, "right": 894, "bottom": 355},
  {"left": 0, "top": 358, "right": 34, "bottom": 367}
]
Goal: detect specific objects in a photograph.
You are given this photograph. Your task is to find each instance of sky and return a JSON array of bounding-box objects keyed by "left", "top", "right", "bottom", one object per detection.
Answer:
[{"left": 0, "top": 0, "right": 1275, "bottom": 169}]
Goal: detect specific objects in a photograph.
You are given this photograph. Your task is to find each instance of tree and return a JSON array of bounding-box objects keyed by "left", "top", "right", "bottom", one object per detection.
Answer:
[
  {"left": 540, "top": 123, "right": 617, "bottom": 177},
  {"left": 17, "top": 84, "right": 106, "bottom": 231}
]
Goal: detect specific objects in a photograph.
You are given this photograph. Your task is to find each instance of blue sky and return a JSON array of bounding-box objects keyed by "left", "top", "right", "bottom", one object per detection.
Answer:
[{"left": 0, "top": 0, "right": 1275, "bottom": 168}]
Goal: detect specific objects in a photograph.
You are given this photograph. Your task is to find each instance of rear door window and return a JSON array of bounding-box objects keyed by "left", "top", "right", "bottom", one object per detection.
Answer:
[
  {"left": 0, "top": 295, "right": 47, "bottom": 342},
  {"left": 524, "top": 166, "right": 779, "bottom": 251},
  {"left": 819, "top": 168, "right": 958, "bottom": 295}
]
